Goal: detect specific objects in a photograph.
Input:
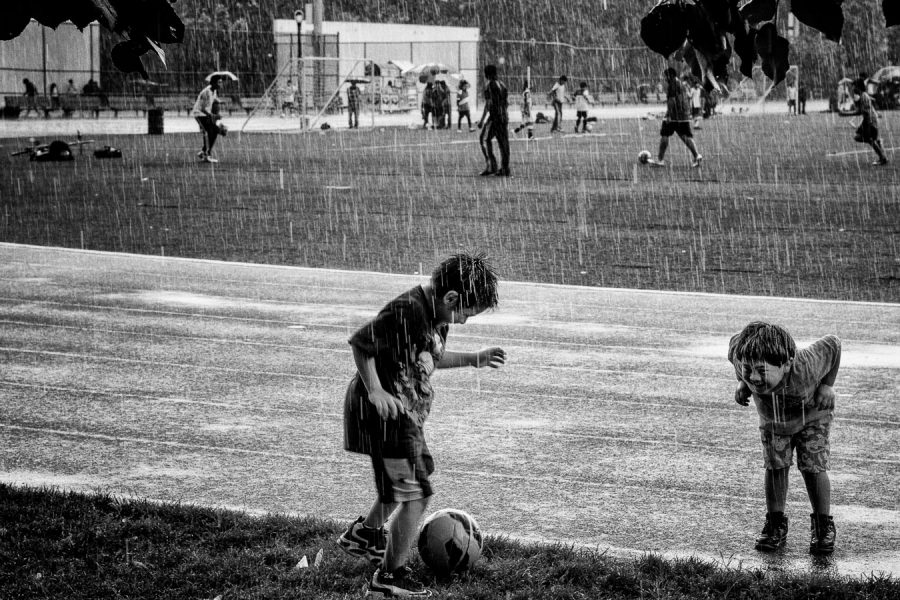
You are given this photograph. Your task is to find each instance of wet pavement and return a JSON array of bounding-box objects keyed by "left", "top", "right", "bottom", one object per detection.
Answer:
[{"left": 1, "top": 243, "right": 898, "bottom": 579}]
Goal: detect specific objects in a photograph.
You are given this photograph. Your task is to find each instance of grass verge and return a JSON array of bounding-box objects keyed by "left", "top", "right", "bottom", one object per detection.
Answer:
[{"left": 2, "top": 484, "right": 898, "bottom": 599}]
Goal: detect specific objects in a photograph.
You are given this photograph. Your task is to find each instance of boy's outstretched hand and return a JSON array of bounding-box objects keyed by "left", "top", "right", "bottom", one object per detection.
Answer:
[
  {"left": 368, "top": 387, "right": 406, "bottom": 420},
  {"left": 734, "top": 382, "right": 752, "bottom": 406},
  {"left": 814, "top": 384, "right": 836, "bottom": 410},
  {"left": 476, "top": 347, "right": 507, "bottom": 368}
]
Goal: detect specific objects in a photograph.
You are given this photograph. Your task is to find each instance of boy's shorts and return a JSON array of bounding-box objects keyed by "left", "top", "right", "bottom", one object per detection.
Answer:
[
  {"left": 660, "top": 120, "right": 692, "bottom": 138},
  {"left": 855, "top": 123, "right": 879, "bottom": 143},
  {"left": 691, "top": 107, "right": 702, "bottom": 118},
  {"left": 372, "top": 452, "right": 434, "bottom": 504},
  {"left": 760, "top": 419, "right": 830, "bottom": 473}
]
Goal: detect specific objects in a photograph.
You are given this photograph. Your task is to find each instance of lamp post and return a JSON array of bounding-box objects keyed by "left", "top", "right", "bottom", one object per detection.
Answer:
[{"left": 293, "top": 9, "right": 304, "bottom": 120}]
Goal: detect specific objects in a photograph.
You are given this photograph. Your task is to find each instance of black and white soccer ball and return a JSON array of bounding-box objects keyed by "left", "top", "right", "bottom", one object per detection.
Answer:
[
  {"left": 638, "top": 150, "right": 652, "bottom": 164},
  {"left": 417, "top": 509, "right": 483, "bottom": 576}
]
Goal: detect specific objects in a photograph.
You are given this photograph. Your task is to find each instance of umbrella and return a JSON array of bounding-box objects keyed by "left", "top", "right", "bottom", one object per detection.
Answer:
[
  {"left": 205, "top": 71, "right": 239, "bottom": 82},
  {"left": 408, "top": 63, "right": 453, "bottom": 84}
]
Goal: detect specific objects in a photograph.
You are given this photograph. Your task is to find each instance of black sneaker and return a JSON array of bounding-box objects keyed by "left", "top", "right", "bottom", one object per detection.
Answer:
[
  {"left": 809, "top": 513, "right": 836, "bottom": 555},
  {"left": 367, "top": 566, "right": 431, "bottom": 598},
  {"left": 336, "top": 516, "right": 386, "bottom": 565},
  {"left": 494, "top": 168, "right": 511, "bottom": 177},
  {"left": 479, "top": 168, "right": 497, "bottom": 176},
  {"left": 755, "top": 512, "right": 788, "bottom": 552}
]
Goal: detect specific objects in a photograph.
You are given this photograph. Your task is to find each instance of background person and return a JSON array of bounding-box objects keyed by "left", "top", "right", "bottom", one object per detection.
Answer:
[
  {"left": 548, "top": 74, "right": 568, "bottom": 132},
  {"left": 192, "top": 75, "right": 223, "bottom": 163},
  {"left": 477, "top": 63, "right": 511, "bottom": 177}
]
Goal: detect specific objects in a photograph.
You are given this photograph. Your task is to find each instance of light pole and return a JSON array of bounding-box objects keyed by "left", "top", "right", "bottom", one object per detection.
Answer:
[{"left": 293, "top": 9, "right": 304, "bottom": 120}]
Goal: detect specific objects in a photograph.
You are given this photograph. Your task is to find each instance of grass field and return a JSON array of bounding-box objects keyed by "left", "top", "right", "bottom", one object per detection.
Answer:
[
  {"left": 1, "top": 111, "right": 899, "bottom": 303},
  {"left": 1, "top": 112, "right": 899, "bottom": 599}
]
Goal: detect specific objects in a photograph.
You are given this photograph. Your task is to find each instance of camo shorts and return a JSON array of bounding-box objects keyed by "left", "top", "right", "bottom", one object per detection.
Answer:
[{"left": 760, "top": 419, "right": 831, "bottom": 473}]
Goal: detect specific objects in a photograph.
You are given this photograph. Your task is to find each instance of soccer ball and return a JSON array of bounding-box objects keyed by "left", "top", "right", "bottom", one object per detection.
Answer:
[
  {"left": 585, "top": 122, "right": 594, "bottom": 132},
  {"left": 217, "top": 121, "right": 229, "bottom": 136},
  {"left": 417, "top": 509, "right": 483, "bottom": 576},
  {"left": 638, "top": 150, "right": 652, "bottom": 164}
]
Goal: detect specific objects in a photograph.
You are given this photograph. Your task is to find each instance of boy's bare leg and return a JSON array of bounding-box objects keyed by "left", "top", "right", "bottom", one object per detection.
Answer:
[
  {"left": 764, "top": 467, "right": 790, "bottom": 513},
  {"left": 363, "top": 499, "right": 397, "bottom": 530},
  {"left": 383, "top": 497, "right": 429, "bottom": 572},
  {"left": 801, "top": 471, "right": 831, "bottom": 515},
  {"left": 656, "top": 136, "right": 669, "bottom": 161},
  {"left": 679, "top": 134, "right": 700, "bottom": 160}
]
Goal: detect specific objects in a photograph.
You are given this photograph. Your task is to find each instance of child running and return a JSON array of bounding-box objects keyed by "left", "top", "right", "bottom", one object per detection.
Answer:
[
  {"left": 647, "top": 68, "right": 702, "bottom": 168},
  {"left": 728, "top": 321, "right": 841, "bottom": 555},
  {"left": 852, "top": 78, "right": 889, "bottom": 165},
  {"left": 338, "top": 252, "right": 507, "bottom": 598},
  {"left": 512, "top": 79, "right": 534, "bottom": 139}
]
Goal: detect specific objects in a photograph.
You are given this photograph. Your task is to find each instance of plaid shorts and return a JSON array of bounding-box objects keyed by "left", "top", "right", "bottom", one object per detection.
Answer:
[{"left": 760, "top": 419, "right": 831, "bottom": 473}]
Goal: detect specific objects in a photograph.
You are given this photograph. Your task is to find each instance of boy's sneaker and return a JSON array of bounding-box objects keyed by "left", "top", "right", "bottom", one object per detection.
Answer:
[
  {"left": 691, "top": 154, "right": 703, "bottom": 168},
  {"left": 203, "top": 155, "right": 219, "bottom": 163},
  {"left": 196, "top": 150, "right": 206, "bottom": 161},
  {"left": 755, "top": 512, "right": 788, "bottom": 552},
  {"left": 647, "top": 158, "right": 666, "bottom": 167},
  {"left": 366, "top": 566, "right": 431, "bottom": 598},
  {"left": 873, "top": 158, "right": 888, "bottom": 166},
  {"left": 809, "top": 513, "right": 836, "bottom": 555},
  {"left": 337, "top": 516, "right": 386, "bottom": 565}
]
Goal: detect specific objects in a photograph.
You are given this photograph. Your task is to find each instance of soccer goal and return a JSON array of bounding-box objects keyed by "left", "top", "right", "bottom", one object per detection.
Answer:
[{"left": 240, "top": 56, "right": 376, "bottom": 132}]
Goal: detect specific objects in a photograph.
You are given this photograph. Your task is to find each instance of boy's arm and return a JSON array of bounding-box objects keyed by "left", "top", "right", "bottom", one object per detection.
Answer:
[
  {"left": 478, "top": 90, "right": 490, "bottom": 127},
  {"left": 436, "top": 347, "right": 506, "bottom": 369},
  {"left": 352, "top": 345, "right": 406, "bottom": 420},
  {"left": 813, "top": 335, "right": 841, "bottom": 410}
]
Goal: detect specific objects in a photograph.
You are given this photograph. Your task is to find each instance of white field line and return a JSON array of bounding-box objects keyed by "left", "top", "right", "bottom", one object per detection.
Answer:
[
  {"left": 2, "top": 377, "right": 897, "bottom": 438},
  {"left": 3, "top": 243, "right": 898, "bottom": 309},
  {"left": 825, "top": 146, "right": 900, "bottom": 157},
  {"left": 0, "top": 298, "right": 895, "bottom": 351},
  {"left": 2, "top": 379, "right": 893, "bottom": 428}
]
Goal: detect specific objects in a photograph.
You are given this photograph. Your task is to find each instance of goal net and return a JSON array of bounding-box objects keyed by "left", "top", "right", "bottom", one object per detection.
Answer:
[{"left": 240, "top": 56, "right": 376, "bottom": 132}]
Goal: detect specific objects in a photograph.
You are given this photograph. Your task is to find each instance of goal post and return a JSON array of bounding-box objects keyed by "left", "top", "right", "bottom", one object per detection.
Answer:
[{"left": 240, "top": 56, "right": 377, "bottom": 132}]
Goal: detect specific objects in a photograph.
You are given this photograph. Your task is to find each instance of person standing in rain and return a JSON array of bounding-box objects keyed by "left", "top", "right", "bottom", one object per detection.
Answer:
[
  {"left": 347, "top": 80, "right": 361, "bottom": 129},
  {"left": 851, "top": 78, "right": 888, "bottom": 166},
  {"left": 456, "top": 79, "right": 474, "bottom": 132},
  {"left": 647, "top": 68, "right": 702, "bottom": 168},
  {"left": 573, "top": 81, "right": 595, "bottom": 133},
  {"left": 192, "top": 75, "right": 222, "bottom": 163},
  {"left": 336, "top": 252, "right": 506, "bottom": 599},
  {"left": 477, "top": 64, "right": 511, "bottom": 177},
  {"left": 421, "top": 82, "right": 434, "bottom": 129},
  {"left": 22, "top": 78, "right": 38, "bottom": 117},
  {"left": 728, "top": 321, "right": 841, "bottom": 556},
  {"left": 512, "top": 78, "right": 534, "bottom": 139},
  {"left": 548, "top": 74, "right": 568, "bottom": 132}
]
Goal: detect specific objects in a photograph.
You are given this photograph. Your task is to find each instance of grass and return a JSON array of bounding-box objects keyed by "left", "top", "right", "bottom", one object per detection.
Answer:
[
  {"left": 2, "top": 484, "right": 899, "bottom": 600},
  {"left": 1, "top": 111, "right": 899, "bottom": 303}
]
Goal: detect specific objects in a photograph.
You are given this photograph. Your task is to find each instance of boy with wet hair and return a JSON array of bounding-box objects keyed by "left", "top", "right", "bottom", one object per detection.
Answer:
[
  {"left": 338, "top": 252, "right": 506, "bottom": 598},
  {"left": 728, "top": 321, "right": 841, "bottom": 555}
]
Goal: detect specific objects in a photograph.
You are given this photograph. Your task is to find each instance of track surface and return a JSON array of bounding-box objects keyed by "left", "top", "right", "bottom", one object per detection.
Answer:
[{"left": 1, "top": 243, "right": 898, "bottom": 578}]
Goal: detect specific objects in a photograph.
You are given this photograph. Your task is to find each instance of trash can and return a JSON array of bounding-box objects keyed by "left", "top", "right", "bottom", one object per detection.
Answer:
[{"left": 148, "top": 108, "right": 164, "bottom": 135}]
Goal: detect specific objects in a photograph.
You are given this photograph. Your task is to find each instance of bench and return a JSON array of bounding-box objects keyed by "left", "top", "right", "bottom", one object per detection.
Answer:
[
  {"left": 60, "top": 95, "right": 102, "bottom": 118},
  {"left": 107, "top": 95, "right": 149, "bottom": 117},
  {"left": 2, "top": 95, "right": 59, "bottom": 117}
]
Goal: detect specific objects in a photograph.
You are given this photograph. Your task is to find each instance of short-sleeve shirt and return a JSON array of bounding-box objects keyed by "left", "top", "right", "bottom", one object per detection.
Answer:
[
  {"left": 191, "top": 85, "right": 217, "bottom": 117},
  {"left": 666, "top": 77, "right": 691, "bottom": 122},
  {"left": 345, "top": 286, "right": 448, "bottom": 458},
  {"left": 483, "top": 79, "right": 508, "bottom": 123},
  {"left": 457, "top": 88, "right": 470, "bottom": 112},
  {"left": 858, "top": 92, "right": 879, "bottom": 129},
  {"left": 731, "top": 335, "right": 842, "bottom": 436},
  {"left": 574, "top": 89, "right": 593, "bottom": 112},
  {"left": 550, "top": 82, "right": 567, "bottom": 103}
]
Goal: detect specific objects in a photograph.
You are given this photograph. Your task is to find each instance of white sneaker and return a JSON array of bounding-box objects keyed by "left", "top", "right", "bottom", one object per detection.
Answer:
[
  {"left": 647, "top": 158, "right": 666, "bottom": 167},
  {"left": 203, "top": 155, "right": 219, "bottom": 163},
  {"left": 691, "top": 155, "right": 703, "bottom": 168},
  {"left": 196, "top": 151, "right": 206, "bottom": 160}
]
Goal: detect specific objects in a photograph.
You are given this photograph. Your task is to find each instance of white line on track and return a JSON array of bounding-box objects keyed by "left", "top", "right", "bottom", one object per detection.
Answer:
[{"left": 825, "top": 146, "right": 900, "bottom": 157}]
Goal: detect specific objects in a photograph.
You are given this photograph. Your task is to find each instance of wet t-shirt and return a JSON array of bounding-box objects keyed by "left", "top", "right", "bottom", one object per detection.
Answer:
[
  {"left": 731, "top": 335, "right": 841, "bottom": 436},
  {"left": 346, "top": 285, "right": 447, "bottom": 457}
]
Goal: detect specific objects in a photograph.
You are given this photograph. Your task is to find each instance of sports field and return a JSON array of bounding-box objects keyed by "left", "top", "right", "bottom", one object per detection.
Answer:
[{"left": 1, "top": 109, "right": 899, "bottom": 582}]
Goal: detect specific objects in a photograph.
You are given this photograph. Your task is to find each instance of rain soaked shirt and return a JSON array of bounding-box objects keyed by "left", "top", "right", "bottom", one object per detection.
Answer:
[
  {"left": 483, "top": 79, "right": 509, "bottom": 122},
  {"left": 574, "top": 89, "right": 594, "bottom": 112},
  {"left": 858, "top": 92, "right": 879, "bottom": 129},
  {"left": 347, "top": 286, "right": 448, "bottom": 457},
  {"left": 731, "top": 335, "right": 842, "bottom": 436},
  {"left": 191, "top": 85, "right": 218, "bottom": 117},
  {"left": 666, "top": 77, "right": 691, "bottom": 122}
]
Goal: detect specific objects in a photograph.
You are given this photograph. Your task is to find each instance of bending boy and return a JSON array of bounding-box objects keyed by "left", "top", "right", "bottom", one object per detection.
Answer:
[
  {"left": 728, "top": 321, "right": 841, "bottom": 555},
  {"left": 338, "top": 252, "right": 506, "bottom": 597}
]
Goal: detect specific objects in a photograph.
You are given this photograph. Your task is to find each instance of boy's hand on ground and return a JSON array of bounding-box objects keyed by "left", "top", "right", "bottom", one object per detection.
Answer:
[
  {"left": 734, "top": 383, "right": 752, "bottom": 406},
  {"left": 368, "top": 388, "right": 405, "bottom": 420},
  {"left": 814, "top": 384, "right": 836, "bottom": 410},
  {"left": 477, "top": 347, "right": 506, "bottom": 368}
]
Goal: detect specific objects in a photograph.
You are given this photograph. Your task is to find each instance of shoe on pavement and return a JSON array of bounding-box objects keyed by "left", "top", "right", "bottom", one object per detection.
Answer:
[
  {"left": 809, "top": 513, "right": 836, "bottom": 555},
  {"left": 366, "top": 566, "right": 431, "bottom": 598},
  {"left": 494, "top": 169, "right": 511, "bottom": 177},
  {"left": 337, "top": 516, "right": 386, "bottom": 566},
  {"left": 203, "top": 155, "right": 219, "bottom": 163},
  {"left": 691, "top": 154, "right": 703, "bottom": 168},
  {"left": 755, "top": 512, "right": 788, "bottom": 552}
]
